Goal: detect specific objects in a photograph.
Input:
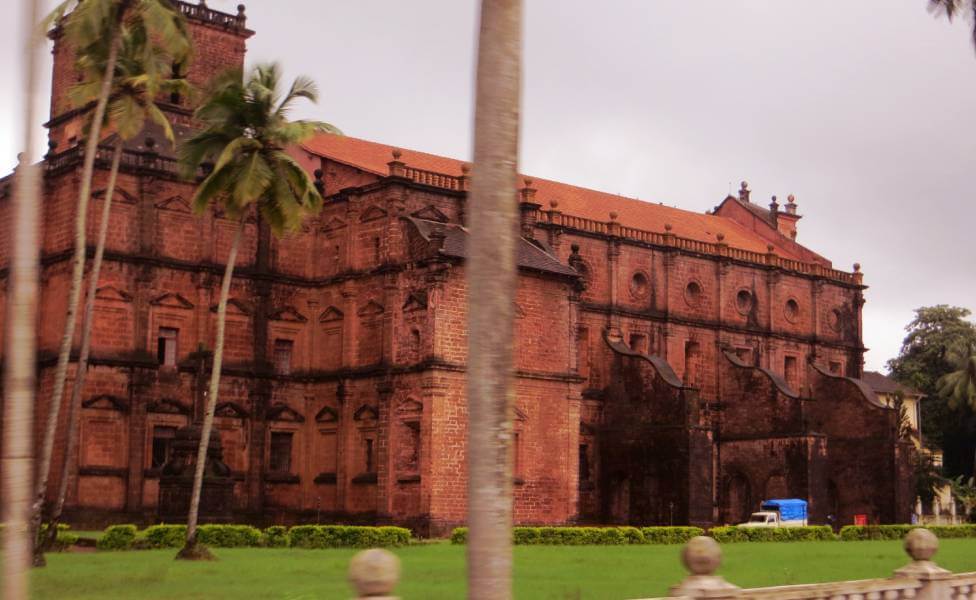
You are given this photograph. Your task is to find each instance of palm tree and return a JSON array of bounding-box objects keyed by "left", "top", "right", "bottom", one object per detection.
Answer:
[
  {"left": 39, "top": 24, "right": 190, "bottom": 558},
  {"left": 938, "top": 345, "right": 976, "bottom": 410},
  {"left": 32, "top": 0, "right": 188, "bottom": 564},
  {"left": 929, "top": 0, "right": 976, "bottom": 48},
  {"left": 466, "top": 0, "right": 522, "bottom": 597},
  {"left": 3, "top": 1, "right": 45, "bottom": 596},
  {"left": 176, "top": 63, "right": 338, "bottom": 559}
]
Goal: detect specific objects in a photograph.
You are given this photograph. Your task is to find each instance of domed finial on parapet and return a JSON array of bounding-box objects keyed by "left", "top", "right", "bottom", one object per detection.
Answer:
[
  {"left": 853, "top": 263, "right": 861, "bottom": 273},
  {"left": 609, "top": 211, "right": 618, "bottom": 221},
  {"left": 460, "top": 162, "right": 470, "bottom": 175},
  {"left": 716, "top": 232, "right": 725, "bottom": 243},
  {"left": 785, "top": 193, "right": 798, "bottom": 215},
  {"left": 550, "top": 199, "right": 559, "bottom": 210},
  {"left": 767, "top": 244, "right": 775, "bottom": 253},
  {"left": 348, "top": 549, "right": 400, "bottom": 599},
  {"left": 523, "top": 177, "right": 533, "bottom": 188},
  {"left": 670, "top": 537, "right": 740, "bottom": 597},
  {"left": 769, "top": 195, "right": 779, "bottom": 212},
  {"left": 237, "top": 4, "right": 247, "bottom": 20},
  {"left": 391, "top": 148, "right": 402, "bottom": 160},
  {"left": 893, "top": 528, "right": 951, "bottom": 579},
  {"left": 664, "top": 223, "right": 672, "bottom": 232}
]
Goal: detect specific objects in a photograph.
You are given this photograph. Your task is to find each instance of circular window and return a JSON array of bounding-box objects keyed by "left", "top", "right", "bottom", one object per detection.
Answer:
[
  {"left": 735, "top": 289, "right": 754, "bottom": 315},
  {"left": 684, "top": 280, "right": 703, "bottom": 307},
  {"left": 828, "top": 308, "right": 842, "bottom": 332},
  {"left": 630, "top": 271, "right": 650, "bottom": 299},
  {"left": 784, "top": 298, "right": 800, "bottom": 323}
]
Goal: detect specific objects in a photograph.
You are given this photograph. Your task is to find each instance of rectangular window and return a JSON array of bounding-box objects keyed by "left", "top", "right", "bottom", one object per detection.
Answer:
[
  {"left": 273, "top": 339, "right": 293, "bottom": 375},
  {"left": 579, "top": 444, "right": 590, "bottom": 482},
  {"left": 151, "top": 426, "right": 177, "bottom": 469},
  {"left": 157, "top": 327, "right": 178, "bottom": 366},
  {"left": 269, "top": 432, "right": 293, "bottom": 473},
  {"left": 365, "top": 438, "right": 375, "bottom": 473},
  {"left": 784, "top": 355, "right": 798, "bottom": 388}
]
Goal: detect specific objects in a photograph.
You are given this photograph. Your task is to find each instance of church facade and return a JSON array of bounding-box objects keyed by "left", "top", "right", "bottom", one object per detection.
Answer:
[{"left": 0, "top": 2, "right": 912, "bottom": 534}]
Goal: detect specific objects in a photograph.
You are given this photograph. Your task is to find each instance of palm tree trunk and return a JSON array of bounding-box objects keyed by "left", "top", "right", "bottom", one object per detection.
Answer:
[
  {"left": 179, "top": 215, "right": 245, "bottom": 559},
  {"left": 41, "top": 138, "right": 124, "bottom": 554},
  {"left": 30, "top": 21, "right": 122, "bottom": 566},
  {"left": 3, "top": 0, "right": 44, "bottom": 597},
  {"left": 466, "top": 1, "right": 522, "bottom": 598}
]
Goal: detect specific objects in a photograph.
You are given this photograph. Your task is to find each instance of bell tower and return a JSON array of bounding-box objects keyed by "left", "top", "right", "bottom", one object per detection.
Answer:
[{"left": 45, "top": 1, "right": 254, "bottom": 152}]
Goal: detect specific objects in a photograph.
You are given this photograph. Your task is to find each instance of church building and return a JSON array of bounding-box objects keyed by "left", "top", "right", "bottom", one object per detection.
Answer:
[{"left": 0, "top": 1, "right": 913, "bottom": 534}]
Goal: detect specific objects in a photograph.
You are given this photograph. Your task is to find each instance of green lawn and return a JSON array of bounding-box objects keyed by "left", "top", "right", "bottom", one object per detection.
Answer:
[{"left": 28, "top": 540, "right": 976, "bottom": 599}]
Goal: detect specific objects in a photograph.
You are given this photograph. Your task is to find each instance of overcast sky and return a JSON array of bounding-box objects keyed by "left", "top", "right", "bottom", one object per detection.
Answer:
[{"left": 2, "top": 1, "right": 975, "bottom": 372}]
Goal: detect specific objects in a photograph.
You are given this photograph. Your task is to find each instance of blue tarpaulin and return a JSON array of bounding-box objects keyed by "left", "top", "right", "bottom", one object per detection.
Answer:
[{"left": 761, "top": 499, "right": 807, "bottom": 521}]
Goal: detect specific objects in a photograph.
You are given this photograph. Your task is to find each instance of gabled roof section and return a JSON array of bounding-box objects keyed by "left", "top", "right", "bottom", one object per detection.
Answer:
[
  {"left": 302, "top": 133, "right": 822, "bottom": 261},
  {"left": 862, "top": 371, "right": 923, "bottom": 398},
  {"left": 405, "top": 216, "right": 578, "bottom": 278}
]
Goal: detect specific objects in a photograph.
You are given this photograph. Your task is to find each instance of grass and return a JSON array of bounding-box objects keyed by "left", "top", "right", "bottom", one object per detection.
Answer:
[{"left": 27, "top": 539, "right": 976, "bottom": 599}]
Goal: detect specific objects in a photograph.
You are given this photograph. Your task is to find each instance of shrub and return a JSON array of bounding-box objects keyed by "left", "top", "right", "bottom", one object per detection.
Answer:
[
  {"left": 450, "top": 527, "right": 468, "bottom": 544},
  {"left": 197, "top": 525, "right": 262, "bottom": 548},
  {"left": 97, "top": 525, "right": 138, "bottom": 551},
  {"left": 142, "top": 524, "right": 187, "bottom": 549},
  {"left": 454, "top": 526, "right": 654, "bottom": 545},
  {"left": 263, "top": 526, "right": 290, "bottom": 548},
  {"left": 710, "top": 526, "right": 835, "bottom": 543},
  {"left": 288, "top": 525, "right": 411, "bottom": 549},
  {"left": 641, "top": 526, "right": 704, "bottom": 544},
  {"left": 840, "top": 524, "right": 976, "bottom": 541}
]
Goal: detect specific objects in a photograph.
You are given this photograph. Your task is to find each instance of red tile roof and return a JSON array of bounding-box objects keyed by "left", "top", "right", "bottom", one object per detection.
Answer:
[{"left": 302, "top": 133, "right": 808, "bottom": 259}]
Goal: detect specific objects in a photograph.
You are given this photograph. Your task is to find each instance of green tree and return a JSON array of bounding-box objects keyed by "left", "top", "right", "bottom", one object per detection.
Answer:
[
  {"left": 3, "top": 1, "right": 45, "bottom": 597},
  {"left": 938, "top": 345, "right": 976, "bottom": 410},
  {"left": 40, "top": 24, "right": 189, "bottom": 560},
  {"left": 33, "top": 0, "right": 188, "bottom": 567},
  {"left": 888, "top": 305, "right": 976, "bottom": 479},
  {"left": 466, "top": 0, "right": 522, "bottom": 597},
  {"left": 177, "top": 63, "right": 338, "bottom": 559}
]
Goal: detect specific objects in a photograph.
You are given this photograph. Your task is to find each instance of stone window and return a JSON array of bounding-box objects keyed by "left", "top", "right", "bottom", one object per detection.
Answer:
[
  {"left": 273, "top": 339, "right": 293, "bottom": 375},
  {"left": 364, "top": 438, "right": 375, "bottom": 473},
  {"left": 151, "top": 425, "right": 177, "bottom": 469},
  {"left": 684, "top": 341, "right": 701, "bottom": 387},
  {"left": 629, "top": 271, "right": 650, "bottom": 300},
  {"left": 157, "top": 327, "right": 178, "bottom": 366},
  {"left": 684, "top": 280, "right": 703, "bottom": 307},
  {"left": 269, "top": 431, "right": 293, "bottom": 473},
  {"left": 735, "top": 289, "right": 754, "bottom": 315},
  {"left": 784, "top": 298, "right": 800, "bottom": 323},
  {"left": 784, "top": 355, "right": 798, "bottom": 389}
]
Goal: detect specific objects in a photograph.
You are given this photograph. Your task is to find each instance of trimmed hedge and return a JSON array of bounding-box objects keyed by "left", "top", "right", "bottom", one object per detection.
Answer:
[
  {"left": 451, "top": 526, "right": 703, "bottom": 545},
  {"left": 709, "top": 526, "right": 835, "bottom": 543},
  {"left": 840, "top": 524, "right": 976, "bottom": 541},
  {"left": 263, "top": 526, "right": 289, "bottom": 548},
  {"left": 97, "top": 524, "right": 138, "bottom": 551},
  {"left": 288, "top": 525, "right": 411, "bottom": 548},
  {"left": 641, "top": 527, "right": 705, "bottom": 544},
  {"left": 143, "top": 524, "right": 186, "bottom": 548},
  {"left": 198, "top": 525, "right": 262, "bottom": 548}
]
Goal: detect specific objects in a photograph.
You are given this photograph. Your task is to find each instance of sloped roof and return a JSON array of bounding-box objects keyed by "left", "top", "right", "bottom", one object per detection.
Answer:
[
  {"left": 862, "top": 371, "right": 923, "bottom": 398},
  {"left": 302, "top": 134, "right": 810, "bottom": 259},
  {"left": 405, "top": 217, "right": 578, "bottom": 277}
]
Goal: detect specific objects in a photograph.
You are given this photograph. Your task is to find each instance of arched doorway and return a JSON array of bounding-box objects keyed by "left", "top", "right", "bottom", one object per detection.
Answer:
[{"left": 722, "top": 471, "right": 751, "bottom": 525}]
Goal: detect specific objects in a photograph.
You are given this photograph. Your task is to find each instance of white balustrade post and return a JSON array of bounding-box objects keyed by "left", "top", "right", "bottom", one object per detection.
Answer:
[
  {"left": 348, "top": 548, "right": 401, "bottom": 599},
  {"left": 669, "top": 536, "right": 740, "bottom": 599},
  {"left": 892, "top": 528, "right": 952, "bottom": 600}
]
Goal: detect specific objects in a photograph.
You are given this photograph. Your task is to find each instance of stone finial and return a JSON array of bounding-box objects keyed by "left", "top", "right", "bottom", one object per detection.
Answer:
[
  {"left": 893, "top": 528, "right": 952, "bottom": 581},
  {"left": 47, "top": 139, "right": 58, "bottom": 157},
  {"left": 313, "top": 169, "right": 324, "bottom": 195},
  {"left": 391, "top": 148, "right": 402, "bottom": 160},
  {"left": 460, "top": 163, "right": 470, "bottom": 175},
  {"left": 853, "top": 263, "right": 861, "bottom": 273},
  {"left": 523, "top": 177, "right": 534, "bottom": 188},
  {"left": 739, "top": 180, "right": 751, "bottom": 203},
  {"left": 664, "top": 223, "right": 673, "bottom": 232},
  {"left": 716, "top": 232, "right": 725, "bottom": 243},
  {"left": 550, "top": 199, "right": 559, "bottom": 210},
  {"left": 237, "top": 3, "right": 246, "bottom": 16},
  {"left": 670, "top": 536, "right": 740, "bottom": 598},
  {"left": 571, "top": 243, "right": 580, "bottom": 254},
  {"left": 349, "top": 548, "right": 400, "bottom": 599},
  {"left": 609, "top": 211, "right": 618, "bottom": 221},
  {"left": 769, "top": 195, "right": 779, "bottom": 212},
  {"left": 767, "top": 244, "right": 775, "bottom": 253}
]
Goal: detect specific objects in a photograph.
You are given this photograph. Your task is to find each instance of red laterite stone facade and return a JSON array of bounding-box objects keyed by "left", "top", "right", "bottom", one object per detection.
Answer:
[{"left": 0, "top": 2, "right": 911, "bottom": 534}]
